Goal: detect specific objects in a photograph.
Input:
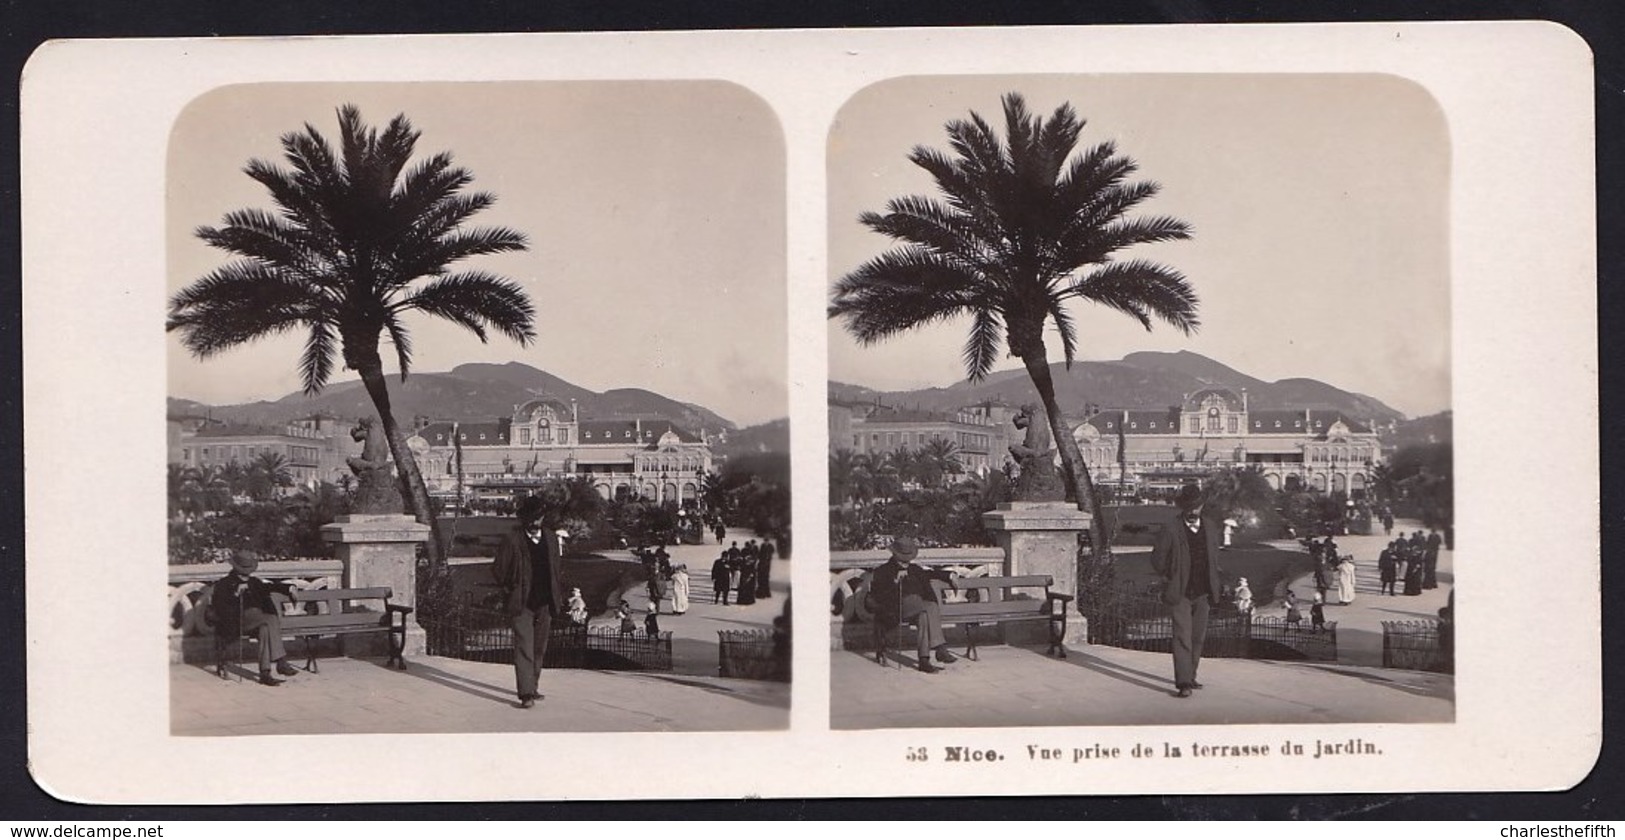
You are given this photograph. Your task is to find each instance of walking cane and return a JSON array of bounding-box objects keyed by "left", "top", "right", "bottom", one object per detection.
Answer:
[{"left": 235, "top": 582, "right": 247, "bottom": 684}]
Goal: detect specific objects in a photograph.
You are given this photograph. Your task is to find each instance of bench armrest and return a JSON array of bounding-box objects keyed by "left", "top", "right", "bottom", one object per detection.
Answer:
[
  {"left": 387, "top": 604, "right": 414, "bottom": 616},
  {"left": 1047, "top": 592, "right": 1075, "bottom": 604}
]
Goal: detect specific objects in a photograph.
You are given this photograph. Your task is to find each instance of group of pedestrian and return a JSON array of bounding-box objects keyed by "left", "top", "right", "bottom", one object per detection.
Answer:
[
  {"left": 1377, "top": 529, "right": 1442, "bottom": 596},
  {"left": 1303, "top": 535, "right": 1358, "bottom": 606},
  {"left": 709, "top": 538, "right": 776, "bottom": 606},
  {"left": 634, "top": 545, "right": 691, "bottom": 615}
]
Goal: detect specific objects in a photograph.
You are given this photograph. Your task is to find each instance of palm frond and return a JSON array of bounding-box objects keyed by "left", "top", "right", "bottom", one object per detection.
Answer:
[
  {"left": 1048, "top": 300, "right": 1081, "bottom": 367},
  {"left": 1067, "top": 259, "right": 1200, "bottom": 335},
  {"left": 167, "top": 262, "right": 318, "bottom": 357},
  {"left": 962, "top": 308, "right": 1006, "bottom": 382},
  {"left": 830, "top": 248, "right": 988, "bottom": 345},
  {"left": 394, "top": 271, "right": 537, "bottom": 346},
  {"left": 298, "top": 320, "right": 338, "bottom": 395},
  {"left": 382, "top": 311, "right": 414, "bottom": 380}
]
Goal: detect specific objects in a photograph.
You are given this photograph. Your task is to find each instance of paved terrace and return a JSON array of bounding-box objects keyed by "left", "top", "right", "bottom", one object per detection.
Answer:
[
  {"left": 173, "top": 533, "right": 790, "bottom": 736},
  {"left": 831, "top": 518, "right": 1454, "bottom": 729}
]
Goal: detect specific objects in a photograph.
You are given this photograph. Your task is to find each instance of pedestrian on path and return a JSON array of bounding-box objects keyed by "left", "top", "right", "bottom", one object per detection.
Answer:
[
  {"left": 1403, "top": 552, "right": 1424, "bottom": 596},
  {"left": 1337, "top": 554, "right": 1358, "bottom": 605},
  {"left": 671, "top": 564, "right": 690, "bottom": 615},
  {"left": 1149, "top": 484, "right": 1225, "bottom": 698},
  {"left": 617, "top": 600, "right": 636, "bottom": 636},
  {"left": 755, "top": 539, "right": 775, "bottom": 599},
  {"left": 1284, "top": 590, "right": 1302, "bottom": 628},
  {"left": 1378, "top": 543, "right": 1398, "bottom": 596},
  {"left": 492, "top": 495, "right": 565, "bottom": 709},
  {"left": 1423, "top": 530, "right": 1442, "bottom": 589},
  {"left": 1234, "top": 577, "right": 1253, "bottom": 615},
  {"left": 1310, "top": 592, "right": 1326, "bottom": 632},
  {"left": 711, "top": 553, "right": 730, "bottom": 605},
  {"left": 737, "top": 559, "right": 758, "bottom": 606},
  {"left": 566, "top": 587, "right": 589, "bottom": 625}
]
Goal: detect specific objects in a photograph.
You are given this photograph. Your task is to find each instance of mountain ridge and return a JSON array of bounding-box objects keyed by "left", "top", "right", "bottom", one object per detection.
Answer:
[
  {"left": 830, "top": 350, "right": 1405, "bottom": 423},
  {"left": 168, "top": 362, "right": 744, "bottom": 434}
]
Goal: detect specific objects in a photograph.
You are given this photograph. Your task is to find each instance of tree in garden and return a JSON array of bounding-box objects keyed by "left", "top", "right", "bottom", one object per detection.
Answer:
[
  {"left": 919, "top": 437, "right": 964, "bottom": 488},
  {"left": 1201, "top": 465, "right": 1275, "bottom": 517},
  {"left": 248, "top": 451, "right": 295, "bottom": 501},
  {"left": 167, "top": 105, "right": 534, "bottom": 568},
  {"left": 830, "top": 93, "right": 1198, "bottom": 566},
  {"left": 828, "top": 448, "right": 862, "bottom": 506}
]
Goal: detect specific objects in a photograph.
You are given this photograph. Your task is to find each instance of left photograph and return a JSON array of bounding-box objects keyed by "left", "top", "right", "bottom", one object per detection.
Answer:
[{"left": 164, "top": 82, "right": 790, "bottom": 734}]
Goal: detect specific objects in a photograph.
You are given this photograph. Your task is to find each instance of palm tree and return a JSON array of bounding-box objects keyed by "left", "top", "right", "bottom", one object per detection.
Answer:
[
  {"left": 830, "top": 92, "right": 1199, "bottom": 565},
  {"left": 249, "top": 451, "right": 295, "bottom": 501},
  {"left": 828, "top": 448, "right": 862, "bottom": 507},
  {"left": 167, "top": 105, "right": 534, "bottom": 568},
  {"left": 920, "top": 437, "right": 963, "bottom": 488}
]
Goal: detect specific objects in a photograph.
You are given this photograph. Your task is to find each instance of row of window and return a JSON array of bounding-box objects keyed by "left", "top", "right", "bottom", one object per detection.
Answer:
[
  {"left": 436, "top": 428, "right": 669, "bottom": 444},
  {"left": 182, "top": 444, "right": 319, "bottom": 465}
]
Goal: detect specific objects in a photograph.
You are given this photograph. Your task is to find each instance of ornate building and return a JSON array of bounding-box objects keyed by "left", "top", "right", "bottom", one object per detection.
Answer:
[
  {"left": 1072, "top": 387, "right": 1384, "bottom": 498},
  {"left": 407, "top": 398, "right": 715, "bottom": 506}
]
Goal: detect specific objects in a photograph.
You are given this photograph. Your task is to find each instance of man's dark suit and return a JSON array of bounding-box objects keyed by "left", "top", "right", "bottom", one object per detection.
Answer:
[
  {"left": 868, "top": 558, "right": 955, "bottom": 662},
  {"left": 493, "top": 523, "right": 566, "bottom": 702},
  {"left": 1149, "top": 512, "right": 1225, "bottom": 692}
]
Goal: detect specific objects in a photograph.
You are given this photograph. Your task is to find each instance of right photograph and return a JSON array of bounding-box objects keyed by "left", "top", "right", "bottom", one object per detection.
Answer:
[{"left": 826, "top": 75, "right": 1454, "bottom": 730}]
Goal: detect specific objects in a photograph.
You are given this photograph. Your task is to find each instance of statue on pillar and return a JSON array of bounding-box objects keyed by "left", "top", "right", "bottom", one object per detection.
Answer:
[
  {"left": 346, "top": 416, "right": 405, "bottom": 514},
  {"left": 1009, "top": 404, "right": 1066, "bottom": 502}
]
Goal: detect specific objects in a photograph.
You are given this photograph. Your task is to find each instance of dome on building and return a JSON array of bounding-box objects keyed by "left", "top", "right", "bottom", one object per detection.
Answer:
[
  {"left": 1182, "top": 387, "right": 1245, "bottom": 412},
  {"left": 514, "top": 398, "right": 573, "bottom": 424}
]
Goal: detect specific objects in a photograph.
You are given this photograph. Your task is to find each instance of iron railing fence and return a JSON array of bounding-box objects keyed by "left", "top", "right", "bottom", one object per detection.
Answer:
[
  {"left": 422, "top": 594, "right": 672, "bottom": 671},
  {"left": 1081, "top": 584, "right": 1338, "bottom": 662},
  {"left": 1381, "top": 619, "right": 1453, "bottom": 673}
]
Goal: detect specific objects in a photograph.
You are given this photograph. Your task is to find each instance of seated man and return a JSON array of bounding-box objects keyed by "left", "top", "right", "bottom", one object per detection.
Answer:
[
  {"left": 867, "top": 536, "right": 959, "bottom": 673},
  {"left": 211, "top": 550, "right": 299, "bottom": 686}
]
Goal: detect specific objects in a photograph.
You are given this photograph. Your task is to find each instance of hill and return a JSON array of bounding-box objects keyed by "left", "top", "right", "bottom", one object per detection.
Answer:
[
  {"left": 832, "top": 350, "right": 1405, "bottom": 423},
  {"left": 715, "top": 418, "right": 791, "bottom": 459},
  {"left": 169, "top": 362, "right": 739, "bottom": 435}
]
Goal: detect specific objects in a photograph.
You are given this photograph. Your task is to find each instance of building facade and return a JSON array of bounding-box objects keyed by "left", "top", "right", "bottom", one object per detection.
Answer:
[
  {"left": 828, "top": 400, "right": 1012, "bottom": 477},
  {"left": 1074, "top": 387, "right": 1384, "bottom": 498},
  {"left": 408, "top": 398, "right": 715, "bottom": 506},
  {"left": 171, "top": 413, "right": 358, "bottom": 488}
]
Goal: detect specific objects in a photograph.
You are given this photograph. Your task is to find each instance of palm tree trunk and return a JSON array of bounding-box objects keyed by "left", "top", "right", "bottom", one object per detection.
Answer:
[
  {"left": 356, "top": 363, "right": 447, "bottom": 570},
  {"left": 1018, "top": 349, "right": 1114, "bottom": 569}
]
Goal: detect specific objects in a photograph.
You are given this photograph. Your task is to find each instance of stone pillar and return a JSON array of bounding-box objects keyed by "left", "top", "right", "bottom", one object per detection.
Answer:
[
  {"left": 982, "top": 501, "right": 1093, "bottom": 647},
  {"left": 321, "top": 513, "right": 431, "bottom": 657}
]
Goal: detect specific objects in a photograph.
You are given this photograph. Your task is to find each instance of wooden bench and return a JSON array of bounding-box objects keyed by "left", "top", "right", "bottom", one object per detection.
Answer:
[
  {"left": 214, "top": 586, "right": 413, "bottom": 678},
  {"left": 867, "top": 574, "right": 1073, "bottom": 663}
]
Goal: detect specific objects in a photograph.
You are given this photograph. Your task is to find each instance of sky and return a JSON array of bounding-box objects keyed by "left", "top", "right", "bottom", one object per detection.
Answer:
[
  {"left": 167, "top": 81, "right": 787, "bottom": 427},
  {"left": 827, "top": 74, "right": 1452, "bottom": 419}
]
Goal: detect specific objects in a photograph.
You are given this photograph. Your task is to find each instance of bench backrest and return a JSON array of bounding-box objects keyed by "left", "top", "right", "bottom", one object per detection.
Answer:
[
  {"left": 955, "top": 575, "right": 1054, "bottom": 592},
  {"left": 292, "top": 587, "right": 394, "bottom": 603}
]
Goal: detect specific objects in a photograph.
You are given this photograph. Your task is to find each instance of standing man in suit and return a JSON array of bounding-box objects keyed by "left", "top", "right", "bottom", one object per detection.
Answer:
[
  {"left": 868, "top": 536, "right": 959, "bottom": 673},
  {"left": 493, "top": 494, "right": 565, "bottom": 709},
  {"left": 1150, "top": 484, "right": 1225, "bottom": 698}
]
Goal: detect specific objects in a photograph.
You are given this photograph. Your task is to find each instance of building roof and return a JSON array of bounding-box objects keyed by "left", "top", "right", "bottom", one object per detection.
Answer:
[
  {"left": 418, "top": 420, "right": 513, "bottom": 446},
  {"left": 418, "top": 416, "right": 702, "bottom": 447},
  {"left": 185, "top": 422, "right": 317, "bottom": 440},
  {"left": 580, "top": 419, "right": 701, "bottom": 445},
  {"left": 1083, "top": 408, "right": 1184, "bottom": 435},
  {"left": 860, "top": 404, "right": 951, "bottom": 424},
  {"left": 1247, "top": 410, "right": 1372, "bottom": 436}
]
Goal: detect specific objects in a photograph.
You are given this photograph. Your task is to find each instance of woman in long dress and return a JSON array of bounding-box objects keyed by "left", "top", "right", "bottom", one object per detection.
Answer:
[
  {"left": 1337, "top": 554, "right": 1358, "bottom": 605},
  {"left": 736, "top": 562, "right": 757, "bottom": 606},
  {"left": 671, "top": 564, "right": 690, "bottom": 615}
]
